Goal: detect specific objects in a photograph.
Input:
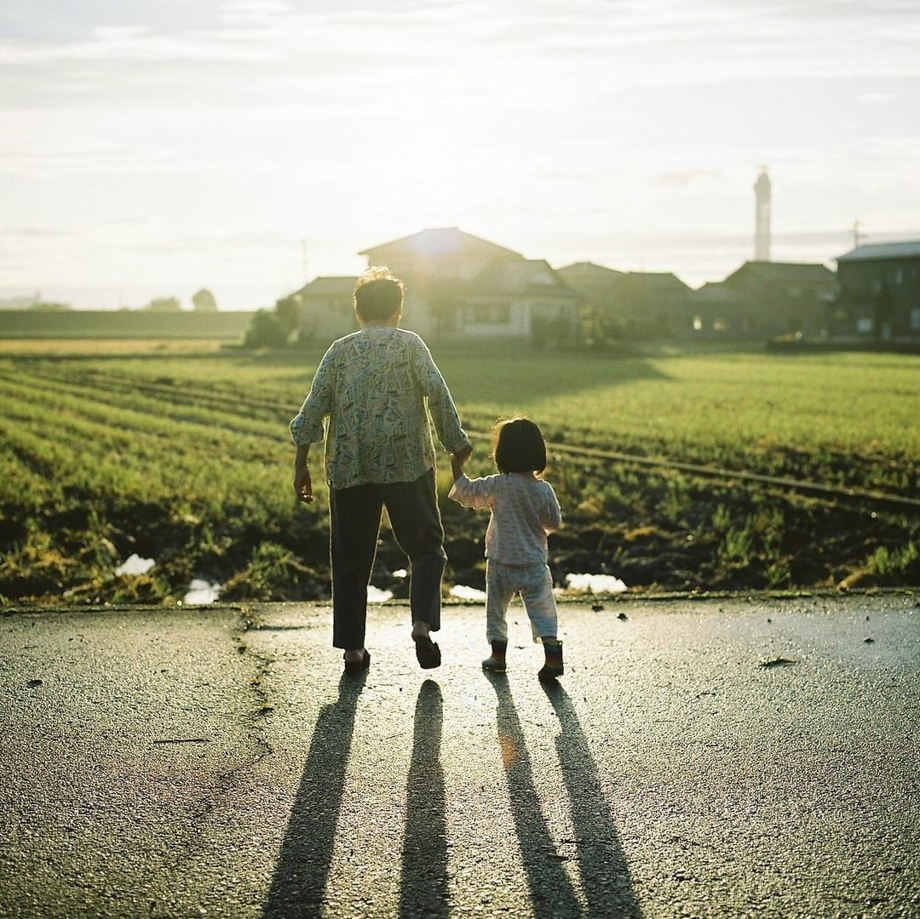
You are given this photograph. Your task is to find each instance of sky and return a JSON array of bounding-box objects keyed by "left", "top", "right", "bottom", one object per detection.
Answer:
[{"left": 1, "top": 0, "right": 919, "bottom": 310}]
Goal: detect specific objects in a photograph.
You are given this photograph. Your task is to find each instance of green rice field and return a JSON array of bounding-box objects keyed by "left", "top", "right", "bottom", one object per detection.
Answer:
[{"left": 1, "top": 342, "right": 918, "bottom": 604}]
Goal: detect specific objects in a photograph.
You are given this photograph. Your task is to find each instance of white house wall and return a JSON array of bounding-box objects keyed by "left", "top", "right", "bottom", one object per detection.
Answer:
[{"left": 401, "top": 293, "right": 433, "bottom": 337}]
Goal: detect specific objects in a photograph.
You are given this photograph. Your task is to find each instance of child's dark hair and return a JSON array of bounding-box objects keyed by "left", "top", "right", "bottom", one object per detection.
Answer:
[
  {"left": 493, "top": 417, "right": 547, "bottom": 475},
  {"left": 353, "top": 266, "right": 405, "bottom": 320}
]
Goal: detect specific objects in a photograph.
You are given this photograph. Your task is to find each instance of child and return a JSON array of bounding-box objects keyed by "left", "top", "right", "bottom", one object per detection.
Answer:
[
  {"left": 449, "top": 417, "right": 564, "bottom": 679},
  {"left": 290, "top": 267, "right": 472, "bottom": 674}
]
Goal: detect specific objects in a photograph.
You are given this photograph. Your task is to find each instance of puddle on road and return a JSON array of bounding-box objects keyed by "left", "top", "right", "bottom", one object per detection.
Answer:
[
  {"left": 565, "top": 573, "right": 628, "bottom": 594},
  {"left": 449, "top": 584, "right": 487, "bottom": 601},
  {"left": 183, "top": 579, "right": 222, "bottom": 605},
  {"left": 114, "top": 554, "right": 156, "bottom": 576}
]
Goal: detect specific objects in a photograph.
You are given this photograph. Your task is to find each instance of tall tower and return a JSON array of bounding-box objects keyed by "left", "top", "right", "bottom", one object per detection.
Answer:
[{"left": 754, "top": 166, "right": 771, "bottom": 261}]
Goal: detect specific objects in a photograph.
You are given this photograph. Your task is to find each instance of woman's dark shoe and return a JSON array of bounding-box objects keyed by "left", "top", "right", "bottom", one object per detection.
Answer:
[
  {"left": 538, "top": 639, "right": 563, "bottom": 681},
  {"left": 343, "top": 649, "right": 370, "bottom": 675},
  {"left": 413, "top": 634, "right": 441, "bottom": 669}
]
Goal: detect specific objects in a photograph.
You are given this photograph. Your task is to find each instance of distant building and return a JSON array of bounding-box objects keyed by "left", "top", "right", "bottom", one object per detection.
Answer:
[
  {"left": 833, "top": 241, "right": 920, "bottom": 340},
  {"left": 616, "top": 272, "right": 692, "bottom": 337},
  {"left": 754, "top": 167, "right": 771, "bottom": 262},
  {"left": 295, "top": 228, "right": 581, "bottom": 345},
  {"left": 557, "top": 262, "right": 691, "bottom": 338},
  {"left": 554, "top": 261, "right": 625, "bottom": 300},
  {"left": 295, "top": 276, "right": 358, "bottom": 342},
  {"left": 0, "top": 291, "right": 40, "bottom": 310},
  {"left": 690, "top": 261, "right": 836, "bottom": 338},
  {"left": 192, "top": 288, "right": 218, "bottom": 312},
  {"left": 688, "top": 282, "right": 750, "bottom": 335}
]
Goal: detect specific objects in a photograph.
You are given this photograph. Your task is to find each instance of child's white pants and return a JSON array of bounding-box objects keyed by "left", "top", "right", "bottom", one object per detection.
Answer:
[{"left": 486, "top": 560, "right": 558, "bottom": 643}]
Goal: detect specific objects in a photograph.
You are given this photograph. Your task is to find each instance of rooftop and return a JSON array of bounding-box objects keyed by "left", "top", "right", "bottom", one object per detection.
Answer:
[
  {"left": 470, "top": 259, "right": 582, "bottom": 298},
  {"left": 727, "top": 261, "right": 835, "bottom": 284},
  {"left": 359, "top": 227, "right": 523, "bottom": 262},
  {"left": 297, "top": 276, "right": 357, "bottom": 296},
  {"left": 619, "top": 271, "right": 691, "bottom": 292},
  {"left": 689, "top": 281, "right": 744, "bottom": 303},
  {"left": 556, "top": 261, "right": 626, "bottom": 281},
  {"left": 836, "top": 241, "right": 920, "bottom": 262}
]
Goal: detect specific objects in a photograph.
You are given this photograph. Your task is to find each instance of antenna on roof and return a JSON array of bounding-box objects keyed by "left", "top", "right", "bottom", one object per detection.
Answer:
[{"left": 851, "top": 219, "right": 863, "bottom": 249}]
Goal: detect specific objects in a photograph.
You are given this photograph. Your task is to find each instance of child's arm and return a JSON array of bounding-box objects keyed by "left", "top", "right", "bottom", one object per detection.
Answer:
[
  {"left": 448, "top": 473, "right": 495, "bottom": 509},
  {"left": 542, "top": 485, "right": 562, "bottom": 533}
]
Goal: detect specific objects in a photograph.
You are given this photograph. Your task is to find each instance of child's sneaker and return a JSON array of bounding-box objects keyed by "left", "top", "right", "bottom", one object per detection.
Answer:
[
  {"left": 538, "top": 639, "right": 563, "bottom": 680},
  {"left": 482, "top": 640, "right": 507, "bottom": 673}
]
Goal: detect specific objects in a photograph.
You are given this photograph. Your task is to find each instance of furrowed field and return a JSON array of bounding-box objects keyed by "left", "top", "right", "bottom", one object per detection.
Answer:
[{"left": 0, "top": 342, "right": 917, "bottom": 605}]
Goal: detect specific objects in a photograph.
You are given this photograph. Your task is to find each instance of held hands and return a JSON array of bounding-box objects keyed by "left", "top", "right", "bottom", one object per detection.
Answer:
[
  {"left": 293, "top": 465, "right": 314, "bottom": 504},
  {"left": 450, "top": 445, "right": 472, "bottom": 482}
]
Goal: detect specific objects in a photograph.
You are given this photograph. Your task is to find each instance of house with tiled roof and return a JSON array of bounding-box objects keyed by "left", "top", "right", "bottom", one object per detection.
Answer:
[
  {"left": 687, "top": 282, "right": 749, "bottom": 334},
  {"left": 688, "top": 261, "right": 836, "bottom": 338},
  {"left": 294, "top": 228, "right": 582, "bottom": 344},
  {"left": 833, "top": 241, "right": 920, "bottom": 340},
  {"left": 718, "top": 261, "right": 835, "bottom": 337},
  {"left": 292, "top": 276, "right": 358, "bottom": 342},
  {"left": 557, "top": 261, "right": 691, "bottom": 338}
]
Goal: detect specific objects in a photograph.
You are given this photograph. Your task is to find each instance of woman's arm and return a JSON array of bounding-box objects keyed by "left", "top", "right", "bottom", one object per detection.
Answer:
[
  {"left": 290, "top": 346, "right": 336, "bottom": 505},
  {"left": 415, "top": 342, "right": 470, "bottom": 455},
  {"left": 450, "top": 446, "right": 472, "bottom": 482},
  {"left": 293, "top": 443, "right": 313, "bottom": 504},
  {"left": 290, "top": 346, "right": 335, "bottom": 447}
]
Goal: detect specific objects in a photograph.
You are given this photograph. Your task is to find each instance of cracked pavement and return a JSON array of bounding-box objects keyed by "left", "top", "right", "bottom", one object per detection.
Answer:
[{"left": 1, "top": 593, "right": 919, "bottom": 918}]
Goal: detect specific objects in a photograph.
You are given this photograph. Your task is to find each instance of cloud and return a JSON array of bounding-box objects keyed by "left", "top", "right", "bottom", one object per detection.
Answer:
[
  {"left": 0, "top": 227, "right": 73, "bottom": 238},
  {"left": 0, "top": 142, "right": 180, "bottom": 178},
  {"left": 2, "top": 0, "right": 918, "bottom": 294},
  {"left": 0, "top": 28, "right": 274, "bottom": 65},
  {"left": 653, "top": 171, "right": 721, "bottom": 187},
  {"left": 126, "top": 231, "right": 298, "bottom": 254}
]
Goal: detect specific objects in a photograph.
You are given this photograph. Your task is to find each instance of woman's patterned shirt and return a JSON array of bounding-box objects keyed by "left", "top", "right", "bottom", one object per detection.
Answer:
[{"left": 290, "top": 327, "right": 471, "bottom": 490}]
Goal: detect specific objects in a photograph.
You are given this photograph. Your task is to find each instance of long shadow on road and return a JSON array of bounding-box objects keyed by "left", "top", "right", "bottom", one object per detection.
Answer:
[
  {"left": 262, "top": 671, "right": 366, "bottom": 919},
  {"left": 541, "top": 681, "right": 640, "bottom": 917},
  {"left": 487, "top": 672, "right": 583, "bottom": 916},
  {"left": 487, "top": 674, "right": 641, "bottom": 917},
  {"left": 399, "top": 679, "right": 449, "bottom": 918}
]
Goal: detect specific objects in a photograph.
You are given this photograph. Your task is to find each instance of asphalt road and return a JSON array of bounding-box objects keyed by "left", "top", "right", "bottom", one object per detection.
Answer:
[{"left": 1, "top": 593, "right": 919, "bottom": 918}]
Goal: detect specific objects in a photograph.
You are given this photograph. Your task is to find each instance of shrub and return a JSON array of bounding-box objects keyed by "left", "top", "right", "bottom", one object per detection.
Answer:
[{"left": 243, "top": 309, "right": 289, "bottom": 348}]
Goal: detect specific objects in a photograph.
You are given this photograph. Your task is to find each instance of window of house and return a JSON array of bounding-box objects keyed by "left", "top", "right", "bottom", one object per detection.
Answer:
[
  {"left": 911, "top": 308, "right": 920, "bottom": 330},
  {"left": 713, "top": 319, "right": 727, "bottom": 332},
  {"left": 894, "top": 269, "right": 904, "bottom": 285},
  {"left": 857, "top": 318, "right": 874, "bottom": 334},
  {"left": 692, "top": 315, "right": 703, "bottom": 331},
  {"left": 465, "top": 302, "right": 510, "bottom": 324},
  {"left": 465, "top": 304, "right": 487, "bottom": 324}
]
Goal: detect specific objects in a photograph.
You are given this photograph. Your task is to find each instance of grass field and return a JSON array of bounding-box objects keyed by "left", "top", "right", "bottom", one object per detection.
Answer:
[
  {"left": 1, "top": 342, "right": 918, "bottom": 604},
  {"left": 0, "top": 310, "right": 255, "bottom": 340}
]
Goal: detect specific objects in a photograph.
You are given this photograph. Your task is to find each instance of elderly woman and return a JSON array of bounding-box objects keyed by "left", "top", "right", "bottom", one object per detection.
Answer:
[{"left": 291, "top": 267, "right": 472, "bottom": 674}]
